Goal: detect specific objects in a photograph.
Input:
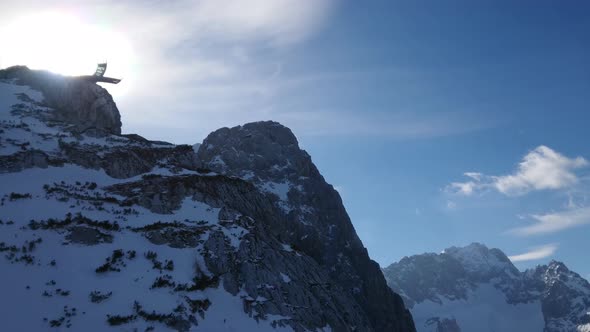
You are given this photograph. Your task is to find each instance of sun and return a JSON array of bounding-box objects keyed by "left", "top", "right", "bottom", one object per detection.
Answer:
[{"left": 0, "top": 11, "right": 134, "bottom": 90}]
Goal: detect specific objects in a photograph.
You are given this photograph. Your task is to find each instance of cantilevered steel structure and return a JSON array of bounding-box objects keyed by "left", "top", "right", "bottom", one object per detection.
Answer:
[{"left": 79, "top": 63, "right": 121, "bottom": 84}]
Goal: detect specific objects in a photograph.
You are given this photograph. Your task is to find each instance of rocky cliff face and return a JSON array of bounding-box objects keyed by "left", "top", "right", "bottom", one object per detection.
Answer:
[
  {"left": 383, "top": 243, "right": 590, "bottom": 332},
  {"left": 0, "top": 67, "right": 415, "bottom": 332},
  {"left": 197, "top": 121, "right": 414, "bottom": 332}
]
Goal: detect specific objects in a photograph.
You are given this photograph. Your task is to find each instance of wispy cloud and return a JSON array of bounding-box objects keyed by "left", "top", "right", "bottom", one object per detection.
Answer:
[
  {"left": 447, "top": 172, "right": 484, "bottom": 195},
  {"left": 1, "top": 1, "right": 495, "bottom": 143},
  {"left": 1, "top": 0, "right": 335, "bottom": 137},
  {"left": 447, "top": 146, "right": 588, "bottom": 196},
  {"left": 508, "top": 244, "right": 558, "bottom": 262},
  {"left": 509, "top": 206, "right": 590, "bottom": 236},
  {"left": 273, "top": 109, "right": 493, "bottom": 139}
]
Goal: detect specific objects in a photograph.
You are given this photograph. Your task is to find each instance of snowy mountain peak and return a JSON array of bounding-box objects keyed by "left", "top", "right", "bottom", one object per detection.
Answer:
[
  {"left": 197, "top": 121, "right": 313, "bottom": 182},
  {"left": 384, "top": 244, "right": 590, "bottom": 332},
  {"left": 547, "top": 260, "right": 570, "bottom": 273},
  {"left": 443, "top": 242, "right": 517, "bottom": 276},
  {"left": 0, "top": 72, "right": 415, "bottom": 331},
  {"left": 196, "top": 119, "right": 415, "bottom": 331}
]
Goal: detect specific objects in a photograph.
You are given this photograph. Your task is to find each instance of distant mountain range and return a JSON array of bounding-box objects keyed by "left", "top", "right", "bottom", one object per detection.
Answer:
[{"left": 383, "top": 243, "right": 590, "bottom": 332}]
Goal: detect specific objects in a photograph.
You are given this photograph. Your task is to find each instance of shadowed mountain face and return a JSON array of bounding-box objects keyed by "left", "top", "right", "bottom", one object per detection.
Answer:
[
  {"left": 197, "top": 121, "right": 415, "bottom": 332},
  {"left": 383, "top": 243, "right": 590, "bottom": 332},
  {"left": 0, "top": 67, "right": 415, "bottom": 332}
]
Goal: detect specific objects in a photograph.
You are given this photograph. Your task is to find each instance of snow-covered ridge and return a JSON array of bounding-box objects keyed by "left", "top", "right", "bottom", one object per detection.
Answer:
[
  {"left": 0, "top": 67, "right": 416, "bottom": 331},
  {"left": 443, "top": 242, "right": 519, "bottom": 277},
  {"left": 383, "top": 243, "right": 590, "bottom": 332}
]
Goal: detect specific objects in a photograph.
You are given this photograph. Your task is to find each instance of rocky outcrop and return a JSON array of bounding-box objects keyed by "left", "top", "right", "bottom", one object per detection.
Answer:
[
  {"left": 0, "top": 67, "right": 200, "bottom": 177},
  {"left": 60, "top": 141, "right": 200, "bottom": 179},
  {"left": 0, "top": 66, "right": 121, "bottom": 135}
]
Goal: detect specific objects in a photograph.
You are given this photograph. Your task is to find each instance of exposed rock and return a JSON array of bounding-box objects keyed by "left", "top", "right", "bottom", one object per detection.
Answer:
[
  {"left": 66, "top": 226, "right": 113, "bottom": 245},
  {"left": 0, "top": 149, "right": 62, "bottom": 173},
  {"left": 133, "top": 222, "right": 208, "bottom": 248},
  {"left": 60, "top": 141, "right": 200, "bottom": 179},
  {"left": 1, "top": 66, "right": 121, "bottom": 135},
  {"left": 198, "top": 121, "right": 415, "bottom": 332}
]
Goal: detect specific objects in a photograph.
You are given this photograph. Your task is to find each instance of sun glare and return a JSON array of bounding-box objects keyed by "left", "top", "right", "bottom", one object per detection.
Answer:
[{"left": 0, "top": 12, "right": 134, "bottom": 93}]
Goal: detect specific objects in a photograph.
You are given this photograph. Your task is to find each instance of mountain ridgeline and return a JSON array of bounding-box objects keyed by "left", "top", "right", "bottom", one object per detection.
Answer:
[
  {"left": 0, "top": 66, "right": 415, "bottom": 331},
  {"left": 383, "top": 243, "right": 590, "bottom": 332}
]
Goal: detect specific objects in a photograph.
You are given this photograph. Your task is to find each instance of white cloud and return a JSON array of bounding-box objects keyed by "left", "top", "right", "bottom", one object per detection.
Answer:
[
  {"left": 508, "top": 244, "right": 558, "bottom": 262},
  {"left": 182, "top": 0, "right": 335, "bottom": 46},
  {"left": 493, "top": 146, "right": 587, "bottom": 195},
  {"left": 464, "top": 172, "right": 484, "bottom": 181},
  {"left": 0, "top": 0, "right": 335, "bottom": 139},
  {"left": 1, "top": 1, "right": 495, "bottom": 144},
  {"left": 0, "top": 0, "right": 495, "bottom": 143},
  {"left": 446, "top": 146, "right": 590, "bottom": 237},
  {"left": 509, "top": 206, "right": 590, "bottom": 236},
  {"left": 448, "top": 179, "right": 480, "bottom": 196},
  {"left": 3, "top": 0, "right": 334, "bottom": 47},
  {"left": 447, "top": 146, "right": 588, "bottom": 196}
]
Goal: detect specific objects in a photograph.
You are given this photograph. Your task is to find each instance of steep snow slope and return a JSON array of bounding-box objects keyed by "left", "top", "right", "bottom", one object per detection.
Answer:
[
  {"left": 411, "top": 284, "right": 543, "bottom": 332},
  {"left": 383, "top": 243, "right": 590, "bottom": 332},
  {"left": 0, "top": 66, "right": 415, "bottom": 332}
]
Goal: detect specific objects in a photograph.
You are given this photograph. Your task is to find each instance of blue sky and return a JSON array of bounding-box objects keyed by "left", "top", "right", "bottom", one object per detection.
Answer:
[
  {"left": 298, "top": 1, "right": 590, "bottom": 277},
  {"left": 1, "top": 1, "right": 589, "bottom": 278}
]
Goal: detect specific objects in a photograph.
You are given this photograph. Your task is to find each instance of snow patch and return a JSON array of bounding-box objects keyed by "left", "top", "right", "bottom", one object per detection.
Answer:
[
  {"left": 259, "top": 181, "right": 291, "bottom": 202},
  {"left": 281, "top": 243, "right": 294, "bottom": 252},
  {"left": 280, "top": 273, "right": 291, "bottom": 283},
  {"left": 411, "top": 283, "right": 544, "bottom": 332}
]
